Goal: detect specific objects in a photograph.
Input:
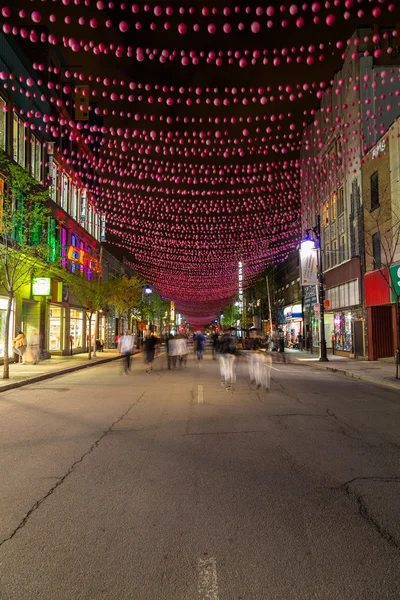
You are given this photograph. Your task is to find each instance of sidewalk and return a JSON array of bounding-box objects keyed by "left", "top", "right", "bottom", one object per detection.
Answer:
[
  {"left": 282, "top": 349, "right": 400, "bottom": 392},
  {"left": 0, "top": 349, "right": 140, "bottom": 393}
]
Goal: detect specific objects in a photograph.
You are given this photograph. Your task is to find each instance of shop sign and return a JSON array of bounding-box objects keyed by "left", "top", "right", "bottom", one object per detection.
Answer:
[
  {"left": 389, "top": 264, "right": 400, "bottom": 302},
  {"left": 372, "top": 139, "right": 386, "bottom": 159},
  {"left": 32, "top": 277, "right": 51, "bottom": 296},
  {"left": 324, "top": 299, "right": 331, "bottom": 310},
  {"left": 303, "top": 285, "right": 318, "bottom": 311},
  {"left": 170, "top": 301, "right": 175, "bottom": 322},
  {"left": 300, "top": 248, "right": 318, "bottom": 286},
  {"left": 284, "top": 304, "right": 302, "bottom": 320},
  {"left": 80, "top": 192, "right": 87, "bottom": 226},
  {"left": 314, "top": 303, "right": 321, "bottom": 320},
  {"left": 67, "top": 245, "right": 102, "bottom": 274}
]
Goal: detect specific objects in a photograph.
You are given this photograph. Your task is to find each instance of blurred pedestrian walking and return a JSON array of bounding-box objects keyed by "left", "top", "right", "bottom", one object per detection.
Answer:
[
  {"left": 218, "top": 333, "right": 237, "bottom": 391},
  {"left": 211, "top": 332, "right": 220, "bottom": 360},
  {"left": 196, "top": 331, "right": 206, "bottom": 361},
  {"left": 176, "top": 334, "right": 189, "bottom": 369},
  {"left": 247, "top": 350, "right": 272, "bottom": 391},
  {"left": 118, "top": 330, "right": 135, "bottom": 375},
  {"left": 12, "top": 331, "right": 27, "bottom": 364},
  {"left": 29, "top": 329, "right": 40, "bottom": 364},
  {"left": 167, "top": 334, "right": 179, "bottom": 370},
  {"left": 144, "top": 332, "right": 160, "bottom": 373}
]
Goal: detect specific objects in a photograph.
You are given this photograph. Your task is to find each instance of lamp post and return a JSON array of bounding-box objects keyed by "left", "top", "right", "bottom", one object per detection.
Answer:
[{"left": 301, "top": 222, "right": 328, "bottom": 362}]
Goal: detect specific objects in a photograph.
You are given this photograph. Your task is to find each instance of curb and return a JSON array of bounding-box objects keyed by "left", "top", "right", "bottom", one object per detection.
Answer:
[
  {"left": 0, "top": 352, "right": 141, "bottom": 394},
  {"left": 286, "top": 356, "right": 400, "bottom": 393}
]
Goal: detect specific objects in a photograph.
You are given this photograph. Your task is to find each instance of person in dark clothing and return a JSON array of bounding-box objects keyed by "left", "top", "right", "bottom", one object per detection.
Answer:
[
  {"left": 144, "top": 333, "right": 160, "bottom": 373},
  {"left": 196, "top": 332, "right": 206, "bottom": 360},
  {"left": 211, "top": 332, "right": 220, "bottom": 360}
]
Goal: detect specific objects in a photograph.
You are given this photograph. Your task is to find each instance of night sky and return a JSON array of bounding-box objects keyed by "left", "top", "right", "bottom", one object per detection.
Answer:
[{"left": 4, "top": 0, "right": 400, "bottom": 324}]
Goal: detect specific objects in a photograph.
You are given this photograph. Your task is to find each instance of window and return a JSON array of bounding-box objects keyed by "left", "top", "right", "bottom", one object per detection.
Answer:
[
  {"left": 61, "top": 173, "right": 70, "bottom": 212},
  {"left": 372, "top": 232, "right": 381, "bottom": 270},
  {"left": 337, "top": 187, "right": 344, "bottom": 216},
  {"left": 30, "top": 135, "right": 42, "bottom": 181},
  {"left": 0, "top": 97, "right": 6, "bottom": 150},
  {"left": 339, "top": 235, "right": 346, "bottom": 264},
  {"left": 325, "top": 244, "right": 330, "bottom": 269},
  {"left": 88, "top": 205, "right": 93, "bottom": 235},
  {"left": 322, "top": 201, "right": 329, "bottom": 227},
  {"left": 370, "top": 171, "right": 379, "bottom": 211},
  {"left": 331, "top": 193, "right": 337, "bottom": 222},
  {"left": 13, "top": 114, "right": 26, "bottom": 167},
  {"left": 71, "top": 185, "right": 79, "bottom": 221},
  {"left": 332, "top": 240, "right": 337, "bottom": 267}
]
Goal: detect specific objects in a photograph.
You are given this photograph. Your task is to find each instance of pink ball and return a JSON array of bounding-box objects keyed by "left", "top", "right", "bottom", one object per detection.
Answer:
[
  {"left": 296, "top": 17, "right": 304, "bottom": 28},
  {"left": 178, "top": 23, "right": 187, "bottom": 34},
  {"left": 239, "top": 58, "right": 247, "bottom": 68},
  {"left": 1, "top": 7, "right": 11, "bottom": 18},
  {"left": 223, "top": 23, "right": 231, "bottom": 33},
  {"left": 31, "top": 11, "right": 41, "bottom": 23},
  {"left": 325, "top": 14, "right": 335, "bottom": 26},
  {"left": 251, "top": 21, "right": 260, "bottom": 33},
  {"left": 208, "top": 23, "right": 216, "bottom": 34},
  {"left": 119, "top": 21, "right": 128, "bottom": 32},
  {"left": 90, "top": 18, "right": 98, "bottom": 28}
]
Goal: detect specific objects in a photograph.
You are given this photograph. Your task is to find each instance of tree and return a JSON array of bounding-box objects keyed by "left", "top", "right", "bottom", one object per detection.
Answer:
[
  {"left": 219, "top": 303, "right": 241, "bottom": 328},
  {"left": 0, "top": 154, "right": 50, "bottom": 379},
  {"left": 60, "top": 269, "right": 111, "bottom": 359},
  {"left": 108, "top": 275, "right": 143, "bottom": 330},
  {"left": 364, "top": 205, "right": 400, "bottom": 377}
]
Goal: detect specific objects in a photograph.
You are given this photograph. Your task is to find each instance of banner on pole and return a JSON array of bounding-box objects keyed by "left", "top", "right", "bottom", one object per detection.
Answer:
[{"left": 300, "top": 248, "right": 318, "bottom": 286}]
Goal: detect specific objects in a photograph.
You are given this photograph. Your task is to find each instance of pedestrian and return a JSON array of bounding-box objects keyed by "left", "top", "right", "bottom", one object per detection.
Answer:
[
  {"left": 177, "top": 335, "right": 189, "bottom": 369},
  {"left": 211, "top": 332, "right": 220, "bottom": 360},
  {"left": 196, "top": 331, "right": 206, "bottom": 361},
  {"left": 12, "top": 330, "right": 27, "bottom": 364},
  {"left": 118, "top": 330, "right": 135, "bottom": 375},
  {"left": 192, "top": 332, "right": 197, "bottom": 354},
  {"left": 167, "top": 334, "right": 178, "bottom": 370},
  {"left": 144, "top": 332, "right": 160, "bottom": 373},
  {"left": 248, "top": 349, "right": 272, "bottom": 391},
  {"left": 218, "top": 333, "right": 237, "bottom": 391},
  {"left": 29, "top": 329, "right": 40, "bottom": 364}
]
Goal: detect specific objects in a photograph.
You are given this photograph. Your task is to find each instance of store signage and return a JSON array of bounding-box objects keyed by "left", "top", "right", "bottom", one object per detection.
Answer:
[
  {"left": 170, "top": 301, "right": 175, "bottom": 322},
  {"left": 300, "top": 248, "right": 318, "bottom": 286},
  {"left": 284, "top": 304, "right": 302, "bottom": 320},
  {"left": 313, "top": 303, "right": 321, "bottom": 320},
  {"left": 32, "top": 277, "right": 51, "bottom": 296},
  {"left": 372, "top": 140, "right": 386, "bottom": 159},
  {"left": 324, "top": 299, "right": 331, "bottom": 310},
  {"left": 67, "top": 246, "right": 102, "bottom": 274},
  {"left": 389, "top": 264, "right": 400, "bottom": 302},
  {"left": 303, "top": 285, "right": 318, "bottom": 311}
]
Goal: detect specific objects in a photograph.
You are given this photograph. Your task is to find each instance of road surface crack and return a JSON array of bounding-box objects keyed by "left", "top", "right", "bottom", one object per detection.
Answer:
[
  {"left": 0, "top": 392, "right": 145, "bottom": 549},
  {"left": 274, "top": 380, "right": 306, "bottom": 406}
]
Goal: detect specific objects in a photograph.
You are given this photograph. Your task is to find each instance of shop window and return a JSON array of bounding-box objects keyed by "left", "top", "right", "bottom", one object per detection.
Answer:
[
  {"left": 70, "top": 309, "right": 84, "bottom": 349},
  {"left": 71, "top": 233, "right": 78, "bottom": 272},
  {"left": 30, "top": 134, "right": 42, "bottom": 181},
  {"left": 331, "top": 193, "right": 337, "bottom": 222},
  {"left": 49, "top": 305, "right": 63, "bottom": 351},
  {"left": 322, "top": 201, "right": 329, "bottom": 227},
  {"left": 337, "top": 186, "right": 344, "bottom": 216},
  {"left": 13, "top": 114, "right": 26, "bottom": 168},
  {"left": 372, "top": 232, "right": 381, "bottom": 270},
  {"left": 61, "top": 226, "right": 68, "bottom": 268},
  {"left": 370, "top": 171, "right": 379, "bottom": 211},
  {"left": 0, "top": 97, "right": 7, "bottom": 150}
]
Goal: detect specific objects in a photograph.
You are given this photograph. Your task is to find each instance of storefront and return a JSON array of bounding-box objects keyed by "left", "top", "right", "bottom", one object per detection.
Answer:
[
  {"left": 283, "top": 304, "right": 303, "bottom": 346},
  {"left": 365, "top": 267, "right": 398, "bottom": 360},
  {"left": 48, "top": 305, "right": 64, "bottom": 352},
  {"left": 70, "top": 309, "right": 84, "bottom": 351},
  {"left": 325, "top": 278, "right": 362, "bottom": 356}
]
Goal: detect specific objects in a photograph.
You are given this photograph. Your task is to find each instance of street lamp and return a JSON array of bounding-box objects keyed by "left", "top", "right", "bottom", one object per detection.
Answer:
[
  {"left": 301, "top": 224, "right": 328, "bottom": 362},
  {"left": 144, "top": 286, "right": 152, "bottom": 295}
]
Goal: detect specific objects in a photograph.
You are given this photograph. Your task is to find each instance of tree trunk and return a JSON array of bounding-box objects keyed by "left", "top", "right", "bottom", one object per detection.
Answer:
[
  {"left": 88, "top": 314, "right": 92, "bottom": 360},
  {"left": 3, "top": 293, "right": 13, "bottom": 380},
  {"left": 93, "top": 311, "right": 98, "bottom": 357}
]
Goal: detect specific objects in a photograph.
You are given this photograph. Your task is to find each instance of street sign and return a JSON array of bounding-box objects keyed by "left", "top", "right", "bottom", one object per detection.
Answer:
[
  {"left": 313, "top": 303, "right": 321, "bottom": 320},
  {"left": 390, "top": 264, "right": 400, "bottom": 302}
]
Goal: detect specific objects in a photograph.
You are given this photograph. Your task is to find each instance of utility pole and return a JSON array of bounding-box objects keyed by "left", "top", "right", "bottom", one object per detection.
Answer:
[
  {"left": 316, "top": 216, "right": 328, "bottom": 362},
  {"left": 266, "top": 274, "right": 273, "bottom": 348}
]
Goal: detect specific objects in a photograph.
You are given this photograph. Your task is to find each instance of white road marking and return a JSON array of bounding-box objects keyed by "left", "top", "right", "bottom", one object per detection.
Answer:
[
  {"left": 197, "top": 385, "right": 204, "bottom": 404},
  {"left": 198, "top": 556, "right": 219, "bottom": 600},
  {"left": 270, "top": 366, "right": 280, "bottom": 371}
]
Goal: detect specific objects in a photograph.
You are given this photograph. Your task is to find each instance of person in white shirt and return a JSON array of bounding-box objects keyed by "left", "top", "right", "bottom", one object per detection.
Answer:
[
  {"left": 118, "top": 330, "right": 135, "bottom": 375},
  {"left": 176, "top": 335, "right": 189, "bottom": 369}
]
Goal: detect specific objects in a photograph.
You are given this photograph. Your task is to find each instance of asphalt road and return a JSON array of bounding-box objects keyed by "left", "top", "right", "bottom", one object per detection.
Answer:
[{"left": 0, "top": 350, "right": 399, "bottom": 599}]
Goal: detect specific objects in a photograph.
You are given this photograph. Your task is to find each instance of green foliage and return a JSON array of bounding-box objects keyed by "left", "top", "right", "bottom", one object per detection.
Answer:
[
  {"left": 108, "top": 275, "right": 143, "bottom": 319},
  {"left": 219, "top": 303, "right": 241, "bottom": 327},
  {"left": 60, "top": 269, "right": 111, "bottom": 317}
]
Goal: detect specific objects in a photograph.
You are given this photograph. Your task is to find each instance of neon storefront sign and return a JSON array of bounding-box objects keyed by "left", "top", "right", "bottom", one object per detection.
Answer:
[{"left": 67, "top": 245, "right": 102, "bottom": 274}]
